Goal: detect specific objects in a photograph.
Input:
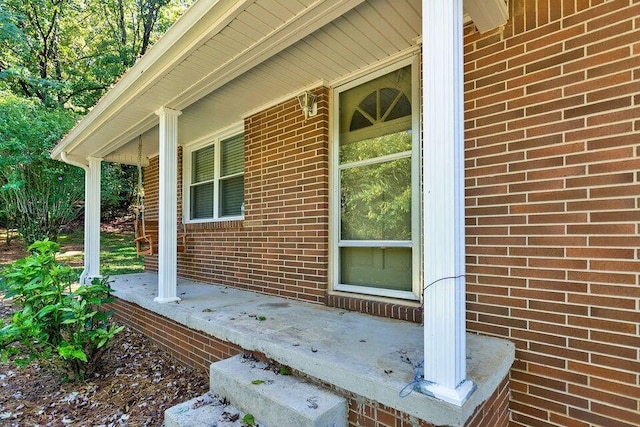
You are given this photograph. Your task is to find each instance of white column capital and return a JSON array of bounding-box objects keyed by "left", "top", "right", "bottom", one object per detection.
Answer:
[{"left": 155, "top": 107, "right": 182, "bottom": 118}]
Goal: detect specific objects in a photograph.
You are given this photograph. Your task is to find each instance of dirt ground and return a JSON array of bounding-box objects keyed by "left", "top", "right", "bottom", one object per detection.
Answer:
[
  {"left": 0, "top": 241, "right": 29, "bottom": 266},
  {"left": 0, "top": 296, "right": 209, "bottom": 426},
  {"left": 0, "top": 234, "right": 83, "bottom": 268}
]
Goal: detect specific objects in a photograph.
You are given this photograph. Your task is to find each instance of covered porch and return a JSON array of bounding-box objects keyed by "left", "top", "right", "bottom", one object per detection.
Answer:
[
  {"left": 108, "top": 272, "right": 513, "bottom": 426},
  {"left": 51, "top": 0, "right": 514, "bottom": 417}
]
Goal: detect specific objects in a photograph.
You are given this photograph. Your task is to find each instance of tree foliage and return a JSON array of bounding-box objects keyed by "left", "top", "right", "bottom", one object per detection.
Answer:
[
  {"left": 0, "top": 0, "right": 191, "bottom": 110},
  {"left": 0, "top": 0, "right": 192, "bottom": 241},
  {"left": 340, "top": 131, "right": 412, "bottom": 241},
  {"left": 0, "top": 91, "right": 82, "bottom": 244}
]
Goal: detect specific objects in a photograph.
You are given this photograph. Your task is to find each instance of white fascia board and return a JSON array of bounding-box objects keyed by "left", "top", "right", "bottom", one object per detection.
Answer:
[
  {"left": 51, "top": 0, "right": 254, "bottom": 161},
  {"left": 59, "top": 151, "right": 90, "bottom": 167}
]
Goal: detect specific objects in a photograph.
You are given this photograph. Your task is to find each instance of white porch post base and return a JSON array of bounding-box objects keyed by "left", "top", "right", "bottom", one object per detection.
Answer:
[
  {"left": 153, "top": 296, "right": 181, "bottom": 304},
  {"left": 155, "top": 107, "right": 182, "bottom": 304},
  {"left": 418, "top": 379, "right": 476, "bottom": 407},
  {"left": 81, "top": 157, "right": 102, "bottom": 285},
  {"left": 81, "top": 273, "right": 103, "bottom": 285}
]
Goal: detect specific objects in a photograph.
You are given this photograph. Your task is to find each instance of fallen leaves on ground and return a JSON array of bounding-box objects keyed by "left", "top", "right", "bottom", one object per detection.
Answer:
[{"left": 0, "top": 297, "right": 208, "bottom": 426}]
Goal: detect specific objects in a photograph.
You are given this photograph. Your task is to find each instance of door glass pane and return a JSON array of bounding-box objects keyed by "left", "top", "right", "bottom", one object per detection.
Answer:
[
  {"left": 340, "top": 157, "right": 411, "bottom": 241},
  {"left": 339, "top": 65, "right": 411, "bottom": 133},
  {"left": 340, "top": 130, "right": 411, "bottom": 164},
  {"left": 191, "top": 182, "right": 214, "bottom": 219},
  {"left": 381, "top": 88, "right": 411, "bottom": 121},
  {"left": 219, "top": 175, "right": 243, "bottom": 217},
  {"left": 340, "top": 247, "right": 411, "bottom": 291}
]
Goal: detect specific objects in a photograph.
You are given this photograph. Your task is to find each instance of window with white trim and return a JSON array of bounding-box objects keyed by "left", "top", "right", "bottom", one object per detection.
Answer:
[
  {"left": 331, "top": 57, "right": 420, "bottom": 300},
  {"left": 185, "top": 133, "right": 244, "bottom": 221}
]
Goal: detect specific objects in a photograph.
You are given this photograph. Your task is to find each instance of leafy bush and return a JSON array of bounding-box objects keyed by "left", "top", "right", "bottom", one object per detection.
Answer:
[
  {"left": 0, "top": 240, "right": 123, "bottom": 381},
  {"left": 0, "top": 91, "right": 83, "bottom": 244}
]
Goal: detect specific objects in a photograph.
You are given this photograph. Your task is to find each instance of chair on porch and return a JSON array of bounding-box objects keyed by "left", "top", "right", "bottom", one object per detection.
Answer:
[
  {"left": 132, "top": 136, "right": 187, "bottom": 256},
  {"left": 134, "top": 219, "right": 187, "bottom": 256}
]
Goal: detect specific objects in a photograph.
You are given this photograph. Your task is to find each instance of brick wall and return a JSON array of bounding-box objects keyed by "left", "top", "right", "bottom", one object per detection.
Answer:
[
  {"left": 143, "top": 88, "right": 423, "bottom": 322},
  {"left": 464, "top": 1, "right": 640, "bottom": 426},
  {"left": 110, "top": 299, "right": 243, "bottom": 372},
  {"left": 140, "top": 155, "right": 159, "bottom": 272},
  {"left": 144, "top": 88, "right": 330, "bottom": 304},
  {"left": 110, "top": 298, "right": 510, "bottom": 427}
]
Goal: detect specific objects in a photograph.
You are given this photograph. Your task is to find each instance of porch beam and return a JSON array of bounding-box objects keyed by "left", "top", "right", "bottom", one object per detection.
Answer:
[
  {"left": 85, "top": 0, "right": 366, "bottom": 161},
  {"left": 464, "top": 0, "right": 509, "bottom": 34},
  {"left": 81, "top": 156, "right": 102, "bottom": 285},
  {"left": 420, "top": 0, "right": 474, "bottom": 406},
  {"left": 154, "top": 107, "right": 182, "bottom": 304}
]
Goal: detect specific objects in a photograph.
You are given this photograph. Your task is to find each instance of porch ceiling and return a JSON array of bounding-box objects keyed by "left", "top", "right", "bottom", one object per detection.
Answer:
[{"left": 51, "top": 0, "right": 506, "bottom": 166}]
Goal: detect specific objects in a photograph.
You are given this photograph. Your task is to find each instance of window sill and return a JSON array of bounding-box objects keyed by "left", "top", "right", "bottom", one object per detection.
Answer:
[
  {"left": 327, "top": 291, "right": 422, "bottom": 323},
  {"left": 332, "top": 285, "right": 420, "bottom": 302}
]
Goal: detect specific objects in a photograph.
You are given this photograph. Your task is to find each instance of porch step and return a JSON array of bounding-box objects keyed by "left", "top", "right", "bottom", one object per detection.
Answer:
[
  {"left": 164, "top": 392, "right": 267, "bottom": 427},
  {"left": 210, "top": 354, "right": 348, "bottom": 427}
]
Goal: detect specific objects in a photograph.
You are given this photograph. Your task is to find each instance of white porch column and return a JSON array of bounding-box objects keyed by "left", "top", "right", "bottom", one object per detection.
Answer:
[
  {"left": 420, "top": 0, "right": 474, "bottom": 405},
  {"left": 154, "top": 107, "right": 182, "bottom": 303},
  {"left": 81, "top": 157, "right": 102, "bottom": 285}
]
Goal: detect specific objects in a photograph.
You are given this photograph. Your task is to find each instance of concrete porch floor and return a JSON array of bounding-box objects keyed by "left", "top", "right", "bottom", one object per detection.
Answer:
[{"left": 109, "top": 273, "right": 514, "bottom": 426}]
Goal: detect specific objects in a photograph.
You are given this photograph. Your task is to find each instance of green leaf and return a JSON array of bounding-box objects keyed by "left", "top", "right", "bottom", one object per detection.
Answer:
[
  {"left": 251, "top": 379, "right": 264, "bottom": 385},
  {"left": 279, "top": 366, "right": 291, "bottom": 376},
  {"left": 0, "top": 239, "right": 124, "bottom": 381},
  {"left": 242, "top": 413, "right": 255, "bottom": 426},
  {"left": 37, "top": 304, "right": 59, "bottom": 318},
  {"left": 72, "top": 348, "right": 88, "bottom": 362},
  {"left": 58, "top": 344, "right": 87, "bottom": 362}
]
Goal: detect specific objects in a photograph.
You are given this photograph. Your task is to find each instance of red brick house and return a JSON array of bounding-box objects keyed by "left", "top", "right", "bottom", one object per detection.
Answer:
[{"left": 52, "top": 0, "right": 640, "bottom": 426}]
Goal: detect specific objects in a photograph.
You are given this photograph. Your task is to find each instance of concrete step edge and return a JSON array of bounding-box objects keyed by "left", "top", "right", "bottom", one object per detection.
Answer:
[
  {"left": 164, "top": 391, "right": 268, "bottom": 427},
  {"left": 210, "top": 354, "right": 348, "bottom": 427}
]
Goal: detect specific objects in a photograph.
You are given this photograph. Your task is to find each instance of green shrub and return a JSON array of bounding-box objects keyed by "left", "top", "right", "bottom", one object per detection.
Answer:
[{"left": 0, "top": 240, "right": 123, "bottom": 381}]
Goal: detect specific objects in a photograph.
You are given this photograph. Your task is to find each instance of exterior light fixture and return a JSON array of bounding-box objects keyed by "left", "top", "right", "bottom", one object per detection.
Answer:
[{"left": 297, "top": 91, "right": 317, "bottom": 120}]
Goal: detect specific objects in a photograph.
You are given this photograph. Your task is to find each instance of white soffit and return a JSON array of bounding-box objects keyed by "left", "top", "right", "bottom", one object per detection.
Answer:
[{"left": 464, "top": 0, "right": 509, "bottom": 33}]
